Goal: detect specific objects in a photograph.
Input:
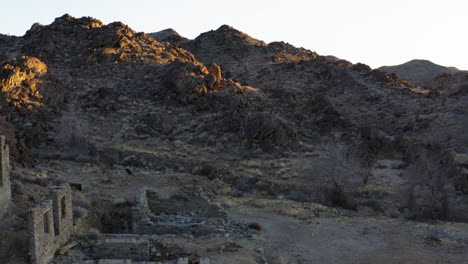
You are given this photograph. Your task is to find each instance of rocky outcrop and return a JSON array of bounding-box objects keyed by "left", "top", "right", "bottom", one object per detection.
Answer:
[
  {"left": 432, "top": 71, "right": 468, "bottom": 96},
  {"left": 0, "top": 56, "right": 47, "bottom": 109},
  {"left": 242, "top": 112, "right": 297, "bottom": 151},
  {"left": 22, "top": 14, "right": 196, "bottom": 65}
]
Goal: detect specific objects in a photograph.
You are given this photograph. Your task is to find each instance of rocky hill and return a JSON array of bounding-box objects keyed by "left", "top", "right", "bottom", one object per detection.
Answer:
[
  {"left": 148, "top": 28, "right": 189, "bottom": 44},
  {"left": 379, "top": 59, "right": 459, "bottom": 86},
  {"left": 0, "top": 14, "right": 467, "bottom": 264}
]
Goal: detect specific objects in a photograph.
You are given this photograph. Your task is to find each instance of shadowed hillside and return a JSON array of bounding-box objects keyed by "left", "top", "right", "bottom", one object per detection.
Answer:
[
  {"left": 0, "top": 14, "right": 467, "bottom": 264},
  {"left": 379, "top": 59, "right": 459, "bottom": 86}
]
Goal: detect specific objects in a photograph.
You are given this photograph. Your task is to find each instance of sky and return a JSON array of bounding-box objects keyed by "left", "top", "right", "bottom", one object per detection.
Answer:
[{"left": 1, "top": 0, "right": 467, "bottom": 69}]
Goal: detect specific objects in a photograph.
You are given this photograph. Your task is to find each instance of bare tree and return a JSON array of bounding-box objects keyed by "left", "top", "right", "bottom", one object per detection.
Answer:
[
  {"left": 55, "top": 110, "right": 95, "bottom": 161},
  {"left": 314, "top": 142, "right": 370, "bottom": 210},
  {"left": 404, "top": 147, "right": 454, "bottom": 220}
]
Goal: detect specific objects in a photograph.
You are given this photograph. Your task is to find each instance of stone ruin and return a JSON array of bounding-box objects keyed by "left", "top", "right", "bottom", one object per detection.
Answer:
[
  {"left": 1, "top": 134, "right": 228, "bottom": 263},
  {"left": 0, "top": 135, "right": 75, "bottom": 264},
  {"left": 132, "top": 187, "right": 230, "bottom": 236},
  {"left": 68, "top": 188, "right": 251, "bottom": 263},
  {"left": 29, "top": 184, "right": 73, "bottom": 264},
  {"left": 0, "top": 135, "right": 11, "bottom": 218},
  {"left": 0, "top": 133, "right": 215, "bottom": 263}
]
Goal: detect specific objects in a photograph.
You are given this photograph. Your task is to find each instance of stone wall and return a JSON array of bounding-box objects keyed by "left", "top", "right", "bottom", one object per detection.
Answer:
[
  {"left": 29, "top": 184, "right": 73, "bottom": 264},
  {"left": 0, "top": 135, "right": 11, "bottom": 217},
  {"left": 29, "top": 200, "right": 56, "bottom": 264},
  {"left": 93, "top": 236, "right": 150, "bottom": 261},
  {"left": 131, "top": 188, "right": 152, "bottom": 234},
  {"left": 52, "top": 184, "right": 73, "bottom": 245},
  {"left": 131, "top": 188, "right": 229, "bottom": 236}
]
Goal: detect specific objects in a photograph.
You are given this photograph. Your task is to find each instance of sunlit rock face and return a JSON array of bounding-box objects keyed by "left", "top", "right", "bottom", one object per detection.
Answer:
[{"left": 0, "top": 56, "right": 47, "bottom": 109}]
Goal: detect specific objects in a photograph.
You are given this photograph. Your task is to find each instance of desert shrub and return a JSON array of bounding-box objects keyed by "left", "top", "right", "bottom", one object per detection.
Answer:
[
  {"left": 322, "top": 180, "right": 357, "bottom": 210},
  {"left": 0, "top": 219, "right": 29, "bottom": 259},
  {"left": 247, "top": 222, "right": 262, "bottom": 231},
  {"left": 233, "top": 177, "right": 258, "bottom": 193},
  {"left": 74, "top": 199, "right": 92, "bottom": 209},
  {"left": 362, "top": 198, "right": 383, "bottom": 212},
  {"left": 194, "top": 161, "right": 216, "bottom": 177},
  {"left": 73, "top": 206, "right": 88, "bottom": 219},
  {"left": 287, "top": 186, "right": 315, "bottom": 202},
  {"left": 55, "top": 111, "right": 96, "bottom": 161},
  {"left": 11, "top": 180, "right": 24, "bottom": 194},
  {"left": 403, "top": 147, "right": 455, "bottom": 220},
  {"left": 313, "top": 143, "right": 365, "bottom": 210}
]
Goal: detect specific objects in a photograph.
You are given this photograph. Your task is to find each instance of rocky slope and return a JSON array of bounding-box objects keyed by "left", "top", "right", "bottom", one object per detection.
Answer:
[
  {"left": 0, "top": 14, "right": 467, "bottom": 264},
  {"left": 148, "top": 28, "right": 189, "bottom": 44},
  {"left": 379, "top": 59, "right": 459, "bottom": 86},
  {"left": 432, "top": 71, "right": 468, "bottom": 96}
]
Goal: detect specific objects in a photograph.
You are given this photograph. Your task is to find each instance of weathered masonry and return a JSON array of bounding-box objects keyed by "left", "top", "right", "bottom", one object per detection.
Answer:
[
  {"left": 29, "top": 184, "right": 73, "bottom": 264},
  {"left": 0, "top": 135, "right": 11, "bottom": 218}
]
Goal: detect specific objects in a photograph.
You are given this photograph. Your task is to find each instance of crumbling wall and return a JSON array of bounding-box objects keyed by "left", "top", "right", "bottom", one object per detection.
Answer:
[
  {"left": 52, "top": 184, "right": 73, "bottom": 245},
  {"left": 131, "top": 188, "right": 153, "bottom": 234},
  {"left": 29, "top": 200, "right": 56, "bottom": 264},
  {"left": 29, "top": 184, "right": 73, "bottom": 264},
  {"left": 0, "top": 135, "right": 11, "bottom": 217},
  {"left": 91, "top": 235, "right": 150, "bottom": 261},
  {"left": 132, "top": 188, "right": 229, "bottom": 236}
]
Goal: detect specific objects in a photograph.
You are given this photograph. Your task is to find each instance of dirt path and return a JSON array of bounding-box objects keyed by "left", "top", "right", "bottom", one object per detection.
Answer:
[{"left": 227, "top": 198, "right": 468, "bottom": 264}]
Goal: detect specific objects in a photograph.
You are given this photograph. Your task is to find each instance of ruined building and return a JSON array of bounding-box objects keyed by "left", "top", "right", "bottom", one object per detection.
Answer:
[
  {"left": 0, "top": 134, "right": 75, "bottom": 264},
  {"left": 29, "top": 184, "right": 73, "bottom": 264},
  {"left": 0, "top": 135, "right": 11, "bottom": 218}
]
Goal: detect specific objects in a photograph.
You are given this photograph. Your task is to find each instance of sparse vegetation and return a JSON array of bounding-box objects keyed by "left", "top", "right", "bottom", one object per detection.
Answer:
[
  {"left": 55, "top": 110, "right": 96, "bottom": 162},
  {"left": 247, "top": 222, "right": 262, "bottom": 231},
  {"left": 403, "top": 146, "right": 456, "bottom": 220},
  {"left": 0, "top": 12, "right": 467, "bottom": 264},
  {"left": 314, "top": 143, "right": 369, "bottom": 210}
]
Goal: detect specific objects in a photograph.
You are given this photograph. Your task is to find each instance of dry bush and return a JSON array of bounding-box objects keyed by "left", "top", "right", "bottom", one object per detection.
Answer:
[
  {"left": 193, "top": 160, "right": 216, "bottom": 177},
  {"left": 0, "top": 218, "right": 29, "bottom": 260},
  {"left": 55, "top": 111, "right": 96, "bottom": 161},
  {"left": 287, "top": 185, "right": 315, "bottom": 202},
  {"left": 403, "top": 149, "right": 455, "bottom": 220},
  {"left": 233, "top": 177, "right": 258, "bottom": 193},
  {"left": 73, "top": 206, "right": 88, "bottom": 219},
  {"left": 73, "top": 191, "right": 92, "bottom": 220},
  {"left": 247, "top": 222, "right": 262, "bottom": 231},
  {"left": 312, "top": 143, "right": 371, "bottom": 210}
]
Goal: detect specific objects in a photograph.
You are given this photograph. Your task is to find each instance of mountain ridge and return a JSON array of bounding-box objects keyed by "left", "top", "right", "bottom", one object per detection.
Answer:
[
  {"left": 0, "top": 14, "right": 467, "bottom": 264},
  {"left": 378, "top": 59, "right": 459, "bottom": 86}
]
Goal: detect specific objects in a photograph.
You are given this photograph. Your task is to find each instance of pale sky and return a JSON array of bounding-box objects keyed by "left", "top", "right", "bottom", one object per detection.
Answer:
[{"left": 1, "top": 0, "right": 467, "bottom": 69}]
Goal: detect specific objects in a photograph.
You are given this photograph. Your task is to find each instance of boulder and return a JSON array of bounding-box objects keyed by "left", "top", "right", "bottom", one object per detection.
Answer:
[
  {"left": 242, "top": 112, "right": 297, "bottom": 151},
  {"left": 0, "top": 56, "right": 47, "bottom": 109}
]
